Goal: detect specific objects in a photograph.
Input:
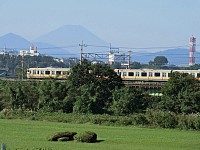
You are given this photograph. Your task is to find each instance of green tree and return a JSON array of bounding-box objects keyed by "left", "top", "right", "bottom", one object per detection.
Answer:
[
  {"left": 69, "top": 59, "right": 122, "bottom": 114},
  {"left": 38, "top": 80, "right": 68, "bottom": 112},
  {"left": 159, "top": 72, "right": 200, "bottom": 113},
  {"left": 110, "top": 87, "right": 150, "bottom": 115},
  {"left": 130, "top": 61, "right": 142, "bottom": 69},
  {"left": 154, "top": 56, "right": 168, "bottom": 66}
]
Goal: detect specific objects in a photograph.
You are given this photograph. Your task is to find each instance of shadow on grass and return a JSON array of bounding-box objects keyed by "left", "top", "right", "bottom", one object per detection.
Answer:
[{"left": 96, "top": 140, "right": 104, "bottom": 143}]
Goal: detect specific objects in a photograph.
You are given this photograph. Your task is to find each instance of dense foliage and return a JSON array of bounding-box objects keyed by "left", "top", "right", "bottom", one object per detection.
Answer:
[
  {"left": 159, "top": 72, "right": 200, "bottom": 113},
  {"left": 0, "top": 61, "right": 200, "bottom": 130},
  {"left": 0, "top": 54, "right": 69, "bottom": 78}
]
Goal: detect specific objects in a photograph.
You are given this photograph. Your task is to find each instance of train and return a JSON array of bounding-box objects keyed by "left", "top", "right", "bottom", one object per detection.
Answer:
[
  {"left": 114, "top": 69, "right": 200, "bottom": 81},
  {"left": 27, "top": 67, "right": 71, "bottom": 79},
  {"left": 27, "top": 67, "right": 200, "bottom": 81}
]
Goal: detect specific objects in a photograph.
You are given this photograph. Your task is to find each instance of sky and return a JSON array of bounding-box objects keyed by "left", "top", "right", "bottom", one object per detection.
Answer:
[{"left": 0, "top": 0, "right": 200, "bottom": 52}]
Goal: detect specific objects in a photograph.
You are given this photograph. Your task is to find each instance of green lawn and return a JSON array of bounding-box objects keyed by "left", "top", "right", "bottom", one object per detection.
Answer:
[{"left": 0, "top": 119, "right": 200, "bottom": 150}]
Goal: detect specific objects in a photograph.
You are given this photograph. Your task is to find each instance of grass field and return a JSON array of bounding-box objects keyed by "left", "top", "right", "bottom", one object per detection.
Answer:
[{"left": 0, "top": 119, "right": 200, "bottom": 150}]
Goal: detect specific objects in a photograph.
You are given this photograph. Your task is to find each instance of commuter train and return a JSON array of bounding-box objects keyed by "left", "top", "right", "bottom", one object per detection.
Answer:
[
  {"left": 27, "top": 67, "right": 71, "bottom": 79},
  {"left": 114, "top": 69, "right": 200, "bottom": 81},
  {"left": 27, "top": 67, "right": 200, "bottom": 81}
]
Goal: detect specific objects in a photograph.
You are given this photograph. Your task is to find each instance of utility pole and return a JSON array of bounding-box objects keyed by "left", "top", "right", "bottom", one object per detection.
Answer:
[
  {"left": 79, "top": 41, "right": 87, "bottom": 65},
  {"left": 21, "top": 51, "right": 24, "bottom": 79},
  {"left": 128, "top": 50, "right": 131, "bottom": 69}
]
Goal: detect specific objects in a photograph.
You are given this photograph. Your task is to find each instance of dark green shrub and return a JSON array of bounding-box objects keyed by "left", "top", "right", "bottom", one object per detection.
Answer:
[
  {"left": 74, "top": 131, "right": 97, "bottom": 143},
  {"left": 178, "top": 114, "right": 200, "bottom": 130},
  {"left": 117, "top": 116, "right": 133, "bottom": 126},
  {"left": 145, "top": 109, "right": 178, "bottom": 128},
  {"left": 48, "top": 131, "right": 77, "bottom": 141},
  {"left": 193, "top": 115, "right": 200, "bottom": 130},
  {"left": 132, "top": 114, "right": 149, "bottom": 126}
]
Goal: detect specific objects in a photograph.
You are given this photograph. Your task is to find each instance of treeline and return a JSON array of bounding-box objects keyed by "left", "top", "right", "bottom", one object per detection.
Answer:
[
  {"left": 0, "top": 55, "right": 69, "bottom": 77},
  {"left": 0, "top": 60, "right": 200, "bottom": 115},
  {"left": 0, "top": 60, "right": 200, "bottom": 130}
]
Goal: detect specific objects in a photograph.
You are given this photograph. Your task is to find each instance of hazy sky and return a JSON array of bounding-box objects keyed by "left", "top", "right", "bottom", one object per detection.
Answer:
[{"left": 0, "top": 0, "right": 199, "bottom": 51}]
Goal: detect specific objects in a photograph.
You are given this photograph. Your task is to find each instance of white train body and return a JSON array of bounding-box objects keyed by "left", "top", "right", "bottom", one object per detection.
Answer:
[
  {"left": 27, "top": 67, "right": 200, "bottom": 81},
  {"left": 27, "top": 68, "right": 71, "bottom": 79},
  {"left": 115, "top": 69, "right": 200, "bottom": 81}
]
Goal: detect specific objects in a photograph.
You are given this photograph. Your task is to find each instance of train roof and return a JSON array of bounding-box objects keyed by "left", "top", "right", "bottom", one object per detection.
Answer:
[{"left": 27, "top": 68, "right": 71, "bottom": 71}]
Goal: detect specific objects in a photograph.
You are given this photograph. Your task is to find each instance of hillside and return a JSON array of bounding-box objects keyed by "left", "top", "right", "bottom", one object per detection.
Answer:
[
  {"left": 132, "top": 48, "right": 200, "bottom": 65},
  {"left": 0, "top": 33, "right": 31, "bottom": 50},
  {"left": 33, "top": 25, "right": 109, "bottom": 54}
]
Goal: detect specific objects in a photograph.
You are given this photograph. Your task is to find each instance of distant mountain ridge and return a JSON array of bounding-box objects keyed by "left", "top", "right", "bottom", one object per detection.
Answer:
[
  {"left": 132, "top": 48, "right": 200, "bottom": 65},
  {"left": 34, "top": 25, "right": 109, "bottom": 54},
  {"left": 0, "top": 33, "right": 31, "bottom": 49},
  {"left": 0, "top": 25, "right": 199, "bottom": 65}
]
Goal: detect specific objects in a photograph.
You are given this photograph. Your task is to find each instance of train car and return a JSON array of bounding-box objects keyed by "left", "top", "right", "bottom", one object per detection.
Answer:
[
  {"left": 27, "top": 67, "right": 200, "bottom": 81},
  {"left": 115, "top": 69, "right": 200, "bottom": 81},
  {"left": 27, "top": 67, "right": 71, "bottom": 79}
]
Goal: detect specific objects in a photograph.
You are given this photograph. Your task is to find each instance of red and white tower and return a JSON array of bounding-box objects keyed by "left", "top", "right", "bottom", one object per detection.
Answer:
[
  {"left": 189, "top": 36, "right": 196, "bottom": 66},
  {"left": 30, "top": 45, "right": 37, "bottom": 56}
]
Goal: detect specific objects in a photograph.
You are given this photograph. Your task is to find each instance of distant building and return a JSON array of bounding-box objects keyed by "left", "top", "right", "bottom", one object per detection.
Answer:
[
  {"left": 30, "top": 45, "right": 39, "bottom": 56},
  {"left": 19, "top": 45, "right": 40, "bottom": 56},
  {"left": 0, "top": 49, "right": 18, "bottom": 56},
  {"left": 20, "top": 50, "right": 29, "bottom": 56}
]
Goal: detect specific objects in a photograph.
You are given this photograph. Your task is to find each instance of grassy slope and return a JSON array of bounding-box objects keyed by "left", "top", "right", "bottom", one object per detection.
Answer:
[{"left": 0, "top": 119, "right": 200, "bottom": 150}]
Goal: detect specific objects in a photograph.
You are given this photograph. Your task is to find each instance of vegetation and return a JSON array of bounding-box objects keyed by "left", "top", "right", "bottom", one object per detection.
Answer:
[
  {"left": 48, "top": 131, "right": 77, "bottom": 141},
  {"left": 0, "top": 59, "right": 200, "bottom": 131},
  {"left": 0, "top": 54, "right": 71, "bottom": 78},
  {"left": 1, "top": 110, "right": 200, "bottom": 130},
  {"left": 158, "top": 72, "right": 200, "bottom": 114},
  {"left": 74, "top": 131, "right": 97, "bottom": 143}
]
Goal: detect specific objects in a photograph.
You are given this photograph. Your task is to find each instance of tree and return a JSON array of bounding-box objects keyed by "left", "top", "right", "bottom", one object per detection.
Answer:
[
  {"left": 110, "top": 87, "right": 150, "bottom": 115},
  {"left": 154, "top": 56, "right": 168, "bottom": 66},
  {"left": 130, "top": 61, "right": 142, "bottom": 69},
  {"left": 159, "top": 72, "right": 200, "bottom": 113},
  {"left": 68, "top": 59, "right": 122, "bottom": 114},
  {"left": 37, "top": 79, "right": 68, "bottom": 112}
]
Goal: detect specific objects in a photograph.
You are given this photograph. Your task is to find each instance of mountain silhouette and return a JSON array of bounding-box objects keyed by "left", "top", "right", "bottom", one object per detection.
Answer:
[
  {"left": 132, "top": 48, "right": 200, "bottom": 65},
  {"left": 34, "top": 25, "right": 109, "bottom": 54},
  {"left": 0, "top": 33, "right": 31, "bottom": 50}
]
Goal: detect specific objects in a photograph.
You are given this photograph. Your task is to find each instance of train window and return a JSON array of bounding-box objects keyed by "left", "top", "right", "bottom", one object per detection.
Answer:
[
  {"left": 155, "top": 72, "right": 160, "bottom": 77},
  {"left": 45, "top": 71, "right": 50, "bottom": 75},
  {"left": 162, "top": 73, "right": 167, "bottom": 77},
  {"left": 63, "top": 71, "right": 69, "bottom": 75},
  {"left": 37, "top": 71, "right": 39, "bottom": 74},
  {"left": 33, "top": 70, "right": 36, "bottom": 74},
  {"left": 191, "top": 73, "right": 195, "bottom": 77},
  {"left": 141, "top": 72, "right": 147, "bottom": 77},
  {"left": 41, "top": 71, "right": 44, "bottom": 74},
  {"left": 52, "top": 71, "right": 55, "bottom": 75},
  {"left": 128, "top": 72, "right": 134, "bottom": 76},
  {"left": 123, "top": 72, "right": 127, "bottom": 76},
  {"left": 168, "top": 73, "right": 172, "bottom": 77},
  {"left": 197, "top": 73, "right": 200, "bottom": 78},
  {"left": 56, "top": 71, "right": 61, "bottom": 75},
  {"left": 149, "top": 72, "right": 153, "bottom": 77},
  {"left": 136, "top": 72, "right": 140, "bottom": 76}
]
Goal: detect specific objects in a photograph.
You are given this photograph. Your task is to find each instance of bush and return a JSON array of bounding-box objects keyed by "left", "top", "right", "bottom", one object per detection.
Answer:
[
  {"left": 145, "top": 109, "right": 178, "bottom": 128},
  {"left": 177, "top": 114, "right": 200, "bottom": 130},
  {"left": 48, "top": 131, "right": 77, "bottom": 141},
  {"left": 58, "top": 137, "right": 70, "bottom": 142},
  {"left": 74, "top": 131, "right": 97, "bottom": 143}
]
